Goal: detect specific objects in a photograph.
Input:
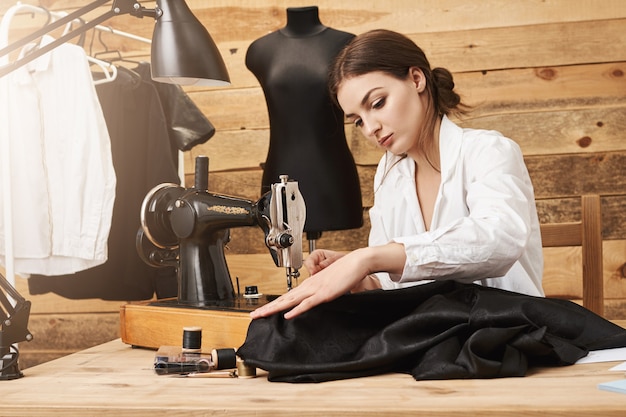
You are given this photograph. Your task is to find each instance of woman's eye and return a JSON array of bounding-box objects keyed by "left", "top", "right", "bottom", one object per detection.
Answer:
[
  {"left": 372, "top": 97, "right": 385, "bottom": 109},
  {"left": 354, "top": 118, "right": 363, "bottom": 127}
]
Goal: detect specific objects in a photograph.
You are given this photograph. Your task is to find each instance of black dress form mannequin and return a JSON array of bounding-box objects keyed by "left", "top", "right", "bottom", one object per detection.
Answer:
[{"left": 246, "top": 6, "right": 363, "bottom": 246}]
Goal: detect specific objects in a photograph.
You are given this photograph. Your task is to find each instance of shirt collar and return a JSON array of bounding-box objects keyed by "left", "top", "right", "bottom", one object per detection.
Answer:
[
  {"left": 438, "top": 115, "right": 464, "bottom": 181},
  {"left": 14, "top": 35, "right": 55, "bottom": 84}
]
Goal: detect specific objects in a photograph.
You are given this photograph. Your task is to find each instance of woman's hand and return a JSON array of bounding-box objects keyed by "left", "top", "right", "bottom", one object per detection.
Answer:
[
  {"left": 250, "top": 243, "right": 406, "bottom": 320},
  {"left": 350, "top": 274, "right": 383, "bottom": 293},
  {"left": 303, "top": 249, "right": 345, "bottom": 275},
  {"left": 305, "top": 250, "right": 383, "bottom": 293},
  {"left": 250, "top": 247, "right": 372, "bottom": 320}
]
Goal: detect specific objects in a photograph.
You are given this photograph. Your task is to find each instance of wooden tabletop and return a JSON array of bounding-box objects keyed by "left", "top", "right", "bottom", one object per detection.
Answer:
[{"left": 2, "top": 334, "right": 626, "bottom": 417}]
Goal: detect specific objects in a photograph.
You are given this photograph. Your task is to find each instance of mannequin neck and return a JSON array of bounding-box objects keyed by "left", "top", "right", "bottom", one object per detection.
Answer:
[{"left": 281, "top": 6, "right": 327, "bottom": 37}]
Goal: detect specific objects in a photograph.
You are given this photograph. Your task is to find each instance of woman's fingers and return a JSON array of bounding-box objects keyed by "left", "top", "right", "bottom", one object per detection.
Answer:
[
  {"left": 283, "top": 293, "right": 320, "bottom": 319},
  {"left": 303, "top": 250, "right": 328, "bottom": 274},
  {"left": 250, "top": 249, "right": 369, "bottom": 320},
  {"left": 250, "top": 282, "right": 312, "bottom": 319},
  {"left": 303, "top": 249, "right": 345, "bottom": 275},
  {"left": 249, "top": 295, "right": 290, "bottom": 319}
]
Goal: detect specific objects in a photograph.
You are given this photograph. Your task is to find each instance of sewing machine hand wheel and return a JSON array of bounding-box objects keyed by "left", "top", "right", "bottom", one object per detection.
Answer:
[
  {"left": 140, "top": 183, "right": 186, "bottom": 249},
  {"left": 136, "top": 183, "right": 185, "bottom": 268}
]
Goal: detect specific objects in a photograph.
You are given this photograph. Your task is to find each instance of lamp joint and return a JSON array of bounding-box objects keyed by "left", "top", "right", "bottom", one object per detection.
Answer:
[{"left": 111, "top": 0, "right": 158, "bottom": 19}]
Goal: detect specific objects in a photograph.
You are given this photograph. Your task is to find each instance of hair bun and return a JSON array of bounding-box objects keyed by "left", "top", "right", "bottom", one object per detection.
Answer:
[
  {"left": 431, "top": 67, "right": 462, "bottom": 113},
  {"left": 432, "top": 67, "right": 455, "bottom": 91}
]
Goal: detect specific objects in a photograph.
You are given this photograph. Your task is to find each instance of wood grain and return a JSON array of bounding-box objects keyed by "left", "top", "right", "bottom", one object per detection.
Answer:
[{"left": 3, "top": 337, "right": 626, "bottom": 416}]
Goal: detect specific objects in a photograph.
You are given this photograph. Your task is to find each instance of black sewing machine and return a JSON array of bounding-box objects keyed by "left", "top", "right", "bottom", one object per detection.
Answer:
[{"left": 135, "top": 156, "right": 306, "bottom": 311}]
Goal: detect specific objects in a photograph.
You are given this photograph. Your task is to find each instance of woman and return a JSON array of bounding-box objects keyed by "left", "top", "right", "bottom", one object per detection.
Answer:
[{"left": 251, "top": 29, "right": 544, "bottom": 320}]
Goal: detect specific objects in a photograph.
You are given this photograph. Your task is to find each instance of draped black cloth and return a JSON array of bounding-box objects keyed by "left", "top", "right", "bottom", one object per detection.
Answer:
[{"left": 237, "top": 281, "right": 626, "bottom": 383}]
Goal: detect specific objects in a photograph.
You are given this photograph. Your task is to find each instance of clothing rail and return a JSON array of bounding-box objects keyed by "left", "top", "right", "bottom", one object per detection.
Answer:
[{"left": 0, "top": 2, "right": 187, "bottom": 288}]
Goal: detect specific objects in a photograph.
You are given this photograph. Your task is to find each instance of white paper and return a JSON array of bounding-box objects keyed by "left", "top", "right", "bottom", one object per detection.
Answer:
[
  {"left": 609, "top": 362, "right": 626, "bottom": 372},
  {"left": 575, "top": 347, "right": 626, "bottom": 364}
]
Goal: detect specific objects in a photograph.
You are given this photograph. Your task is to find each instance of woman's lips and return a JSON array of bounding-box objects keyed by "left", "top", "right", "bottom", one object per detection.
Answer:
[{"left": 378, "top": 134, "right": 392, "bottom": 147}]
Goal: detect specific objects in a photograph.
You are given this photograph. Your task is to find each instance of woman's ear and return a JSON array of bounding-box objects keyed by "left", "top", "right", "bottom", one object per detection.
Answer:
[{"left": 409, "top": 67, "right": 426, "bottom": 92}]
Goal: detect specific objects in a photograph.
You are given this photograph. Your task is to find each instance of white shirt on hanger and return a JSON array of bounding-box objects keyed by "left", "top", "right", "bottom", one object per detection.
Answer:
[
  {"left": 0, "top": 35, "right": 116, "bottom": 276},
  {"left": 369, "top": 116, "right": 544, "bottom": 297}
]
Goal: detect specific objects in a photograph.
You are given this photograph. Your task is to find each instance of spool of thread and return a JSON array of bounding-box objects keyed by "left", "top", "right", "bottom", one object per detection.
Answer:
[
  {"left": 182, "top": 326, "right": 202, "bottom": 353},
  {"left": 236, "top": 358, "right": 257, "bottom": 379},
  {"left": 211, "top": 348, "right": 237, "bottom": 370}
]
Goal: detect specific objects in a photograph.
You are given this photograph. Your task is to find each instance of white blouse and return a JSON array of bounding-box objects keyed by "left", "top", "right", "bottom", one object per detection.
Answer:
[
  {"left": 369, "top": 116, "right": 544, "bottom": 296},
  {"left": 0, "top": 36, "right": 116, "bottom": 277}
]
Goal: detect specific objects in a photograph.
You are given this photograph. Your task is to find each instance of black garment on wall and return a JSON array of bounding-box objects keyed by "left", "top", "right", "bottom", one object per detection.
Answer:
[
  {"left": 237, "top": 281, "right": 626, "bottom": 383},
  {"left": 28, "top": 67, "right": 181, "bottom": 300},
  {"left": 134, "top": 62, "right": 215, "bottom": 152}
]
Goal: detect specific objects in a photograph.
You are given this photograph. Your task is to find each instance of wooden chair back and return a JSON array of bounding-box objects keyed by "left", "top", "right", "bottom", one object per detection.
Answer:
[{"left": 539, "top": 195, "right": 604, "bottom": 316}]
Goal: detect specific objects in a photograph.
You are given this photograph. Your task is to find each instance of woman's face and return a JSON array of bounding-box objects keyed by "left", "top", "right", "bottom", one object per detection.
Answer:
[{"left": 337, "top": 68, "right": 429, "bottom": 157}]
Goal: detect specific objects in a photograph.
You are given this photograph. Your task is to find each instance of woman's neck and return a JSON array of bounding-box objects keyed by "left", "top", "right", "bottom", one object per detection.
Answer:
[
  {"left": 408, "top": 116, "right": 442, "bottom": 173},
  {"left": 280, "top": 6, "right": 327, "bottom": 37}
]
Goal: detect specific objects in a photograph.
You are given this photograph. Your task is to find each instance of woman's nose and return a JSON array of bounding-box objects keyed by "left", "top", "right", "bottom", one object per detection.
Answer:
[{"left": 362, "top": 118, "right": 381, "bottom": 138}]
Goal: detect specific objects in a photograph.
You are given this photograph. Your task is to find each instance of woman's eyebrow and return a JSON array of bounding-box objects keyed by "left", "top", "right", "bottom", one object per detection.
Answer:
[{"left": 345, "top": 87, "right": 383, "bottom": 119}]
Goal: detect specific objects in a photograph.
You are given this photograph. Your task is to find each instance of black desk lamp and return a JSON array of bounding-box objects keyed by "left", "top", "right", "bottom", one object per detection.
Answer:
[{"left": 0, "top": 0, "right": 230, "bottom": 86}]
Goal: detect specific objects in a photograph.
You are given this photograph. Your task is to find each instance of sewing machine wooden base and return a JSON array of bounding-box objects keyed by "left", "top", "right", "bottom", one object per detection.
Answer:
[{"left": 119, "top": 296, "right": 275, "bottom": 351}]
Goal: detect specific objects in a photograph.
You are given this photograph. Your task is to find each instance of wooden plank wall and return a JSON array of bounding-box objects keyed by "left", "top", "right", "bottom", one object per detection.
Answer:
[{"left": 2, "top": 0, "right": 626, "bottom": 368}]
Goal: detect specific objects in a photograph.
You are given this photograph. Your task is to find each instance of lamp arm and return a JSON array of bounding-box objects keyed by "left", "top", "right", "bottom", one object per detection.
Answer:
[
  {"left": 1, "top": 272, "right": 33, "bottom": 380},
  {"left": 0, "top": 0, "right": 158, "bottom": 79},
  {"left": 0, "top": 0, "right": 109, "bottom": 58},
  {"left": 1, "top": 271, "right": 32, "bottom": 342},
  {"left": 0, "top": 273, "right": 25, "bottom": 309}
]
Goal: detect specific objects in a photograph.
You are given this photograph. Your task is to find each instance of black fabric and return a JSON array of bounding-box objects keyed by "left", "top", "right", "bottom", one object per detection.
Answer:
[
  {"left": 28, "top": 67, "right": 179, "bottom": 300},
  {"left": 237, "top": 281, "right": 626, "bottom": 383},
  {"left": 134, "top": 62, "right": 215, "bottom": 152}
]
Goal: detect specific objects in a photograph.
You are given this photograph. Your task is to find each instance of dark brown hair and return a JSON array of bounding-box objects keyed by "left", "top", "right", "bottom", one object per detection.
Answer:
[
  {"left": 329, "top": 29, "right": 468, "bottom": 171},
  {"left": 329, "top": 29, "right": 465, "bottom": 117}
]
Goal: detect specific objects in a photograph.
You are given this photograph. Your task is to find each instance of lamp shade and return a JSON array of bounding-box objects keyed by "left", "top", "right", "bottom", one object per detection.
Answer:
[{"left": 151, "top": 0, "right": 230, "bottom": 86}]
